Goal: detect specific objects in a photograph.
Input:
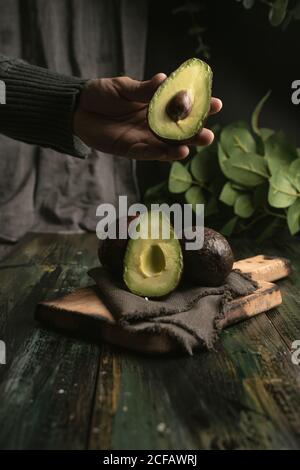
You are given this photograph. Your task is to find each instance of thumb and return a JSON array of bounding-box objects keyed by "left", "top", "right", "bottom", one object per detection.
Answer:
[{"left": 122, "top": 73, "right": 167, "bottom": 103}]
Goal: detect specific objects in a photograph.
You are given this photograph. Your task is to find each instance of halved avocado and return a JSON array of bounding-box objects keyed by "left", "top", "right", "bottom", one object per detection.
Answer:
[
  {"left": 123, "top": 211, "right": 183, "bottom": 297},
  {"left": 148, "top": 58, "right": 212, "bottom": 141}
]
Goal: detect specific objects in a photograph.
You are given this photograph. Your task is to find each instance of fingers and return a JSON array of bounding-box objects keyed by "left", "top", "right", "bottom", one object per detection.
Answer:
[
  {"left": 127, "top": 121, "right": 215, "bottom": 160},
  {"left": 164, "top": 145, "right": 190, "bottom": 161},
  {"left": 183, "top": 98, "right": 221, "bottom": 146},
  {"left": 160, "top": 145, "right": 190, "bottom": 161},
  {"left": 127, "top": 142, "right": 189, "bottom": 161},
  {"left": 121, "top": 73, "right": 167, "bottom": 103},
  {"left": 186, "top": 128, "right": 215, "bottom": 146},
  {"left": 113, "top": 75, "right": 223, "bottom": 121},
  {"left": 209, "top": 97, "right": 222, "bottom": 115}
]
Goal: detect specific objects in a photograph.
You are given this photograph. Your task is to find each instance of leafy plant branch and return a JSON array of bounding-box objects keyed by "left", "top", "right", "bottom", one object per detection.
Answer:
[
  {"left": 143, "top": 91, "right": 300, "bottom": 240},
  {"left": 173, "top": 0, "right": 300, "bottom": 59}
]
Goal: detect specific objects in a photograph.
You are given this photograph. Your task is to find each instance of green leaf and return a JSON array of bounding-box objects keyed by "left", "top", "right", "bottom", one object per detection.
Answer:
[
  {"left": 234, "top": 194, "right": 255, "bottom": 218},
  {"left": 230, "top": 153, "right": 269, "bottom": 186},
  {"left": 268, "top": 171, "right": 298, "bottom": 208},
  {"left": 251, "top": 90, "right": 272, "bottom": 136},
  {"left": 218, "top": 144, "right": 231, "bottom": 178},
  {"left": 288, "top": 159, "right": 300, "bottom": 192},
  {"left": 231, "top": 183, "right": 248, "bottom": 191},
  {"left": 269, "top": 0, "right": 289, "bottom": 26},
  {"left": 218, "top": 145, "right": 268, "bottom": 187},
  {"left": 287, "top": 199, "right": 300, "bottom": 235},
  {"left": 168, "top": 162, "right": 192, "bottom": 193},
  {"left": 260, "top": 128, "right": 275, "bottom": 141},
  {"left": 231, "top": 153, "right": 269, "bottom": 177},
  {"left": 219, "top": 182, "right": 240, "bottom": 206},
  {"left": 264, "top": 132, "right": 298, "bottom": 174},
  {"left": 221, "top": 125, "right": 256, "bottom": 158},
  {"left": 297, "top": 148, "right": 300, "bottom": 157},
  {"left": 185, "top": 186, "right": 205, "bottom": 213},
  {"left": 220, "top": 216, "right": 239, "bottom": 236},
  {"left": 190, "top": 149, "right": 217, "bottom": 183}
]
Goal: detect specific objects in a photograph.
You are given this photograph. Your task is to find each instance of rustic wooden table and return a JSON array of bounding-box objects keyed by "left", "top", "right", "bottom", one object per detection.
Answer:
[{"left": 0, "top": 233, "right": 299, "bottom": 450}]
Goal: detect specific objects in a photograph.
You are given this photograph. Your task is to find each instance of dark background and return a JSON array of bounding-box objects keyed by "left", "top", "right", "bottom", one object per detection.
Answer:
[{"left": 139, "top": 0, "right": 300, "bottom": 193}]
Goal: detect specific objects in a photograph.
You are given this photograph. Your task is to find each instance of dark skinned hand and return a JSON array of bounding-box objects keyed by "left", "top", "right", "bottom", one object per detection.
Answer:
[{"left": 73, "top": 73, "right": 222, "bottom": 161}]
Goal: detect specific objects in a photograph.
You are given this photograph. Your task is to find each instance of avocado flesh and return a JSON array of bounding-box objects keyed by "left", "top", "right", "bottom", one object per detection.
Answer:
[
  {"left": 123, "top": 212, "right": 183, "bottom": 298},
  {"left": 148, "top": 58, "right": 212, "bottom": 141}
]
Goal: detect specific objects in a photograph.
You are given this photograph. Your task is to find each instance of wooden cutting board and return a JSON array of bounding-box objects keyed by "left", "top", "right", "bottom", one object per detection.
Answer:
[{"left": 35, "top": 255, "right": 290, "bottom": 354}]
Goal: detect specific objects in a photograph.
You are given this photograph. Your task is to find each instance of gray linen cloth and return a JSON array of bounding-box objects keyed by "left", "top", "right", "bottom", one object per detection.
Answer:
[{"left": 89, "top": 268, "right": 257, "bottom": 355}]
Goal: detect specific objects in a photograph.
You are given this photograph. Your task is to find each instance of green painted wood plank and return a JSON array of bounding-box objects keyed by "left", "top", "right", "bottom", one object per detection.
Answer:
[
  {"left": 265, "top": 239, "right": 300, "bottom": 349},
  {"left": 0, "top": 328, "right": 99, "bottom": 449},
  {"left": 89, "top": 236, "right": 300, "bottom": 450},
  {"left": 0, "top": 234, "right": 101, "bottom": 449},
  {"left": 0, "top": 233, "right": 99, "bottom": 268},
  {"left": 0, "top": 264, "right": 61, "bottom": 381},
  {"left": 90, "top": 322, "right": 300, "bottom": 450},
  {"left": 1, "top": 233, "right": 300, "bottom": 450},
  {"left": 231, "top": 237, "right": 300, "bottom": 351}
]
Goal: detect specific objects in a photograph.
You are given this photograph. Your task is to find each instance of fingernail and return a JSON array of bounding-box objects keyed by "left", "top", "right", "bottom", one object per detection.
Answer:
[{"left": 154, "top": 73, "right": 167, "bottom": 82}]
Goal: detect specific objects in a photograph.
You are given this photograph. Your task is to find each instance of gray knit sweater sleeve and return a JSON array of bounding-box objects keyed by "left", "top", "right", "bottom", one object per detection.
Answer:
[{"left": 0, "top": 55, "right": 90, "bottom": 158}]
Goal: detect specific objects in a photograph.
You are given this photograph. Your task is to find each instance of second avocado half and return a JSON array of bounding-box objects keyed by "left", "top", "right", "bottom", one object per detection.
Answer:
[{"left": 148, "top": 58, "right": 212, "bottom": 141}]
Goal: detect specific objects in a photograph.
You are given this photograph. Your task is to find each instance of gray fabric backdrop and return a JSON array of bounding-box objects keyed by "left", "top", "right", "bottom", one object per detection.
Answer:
[{"left": 0, "top": 0, "right": 147, "bottom": 249}]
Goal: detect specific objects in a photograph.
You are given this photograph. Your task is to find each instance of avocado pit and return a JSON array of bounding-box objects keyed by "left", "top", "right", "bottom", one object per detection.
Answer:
[{"left": 166, "top": 89, "right": 193, "bottom": 122}]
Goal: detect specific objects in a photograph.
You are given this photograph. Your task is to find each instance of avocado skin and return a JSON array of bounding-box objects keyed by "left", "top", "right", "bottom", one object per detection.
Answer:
[
  {"left": 98, "top": 215, "right": 137, "bottom": 279},
  {"left": 181, "top": 227, "right": 234, "bottom": 287},
  {"left": 98, "top": 237, "right": 128, "bottom": 280},
  {"left": 148, "top": 102, "right": 208, "bottom": 145},
  {"left": 149, "top": 124, "right": 205, "bottom": 145}
]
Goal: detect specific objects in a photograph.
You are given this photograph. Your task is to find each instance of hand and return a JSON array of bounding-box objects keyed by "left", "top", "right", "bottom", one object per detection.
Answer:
[{"left": 73, "top": 74, "right": 222, "bottom": 161}]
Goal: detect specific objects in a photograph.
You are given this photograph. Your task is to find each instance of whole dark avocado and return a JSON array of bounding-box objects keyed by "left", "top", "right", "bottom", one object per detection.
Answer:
[
  {"left": 182, "top": 227, "right": 234, "bottom": 287},
  {"left": 98, "top": 215, "right": 136, "bottom": 279},
  {"left": 98, "top": 236, "right": 128, "bottom": 280}
]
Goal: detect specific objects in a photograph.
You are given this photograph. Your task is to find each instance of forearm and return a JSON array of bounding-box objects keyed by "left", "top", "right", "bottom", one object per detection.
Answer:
[{"left": 0, "top": 55, "right": 89, "bottom": 158}]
